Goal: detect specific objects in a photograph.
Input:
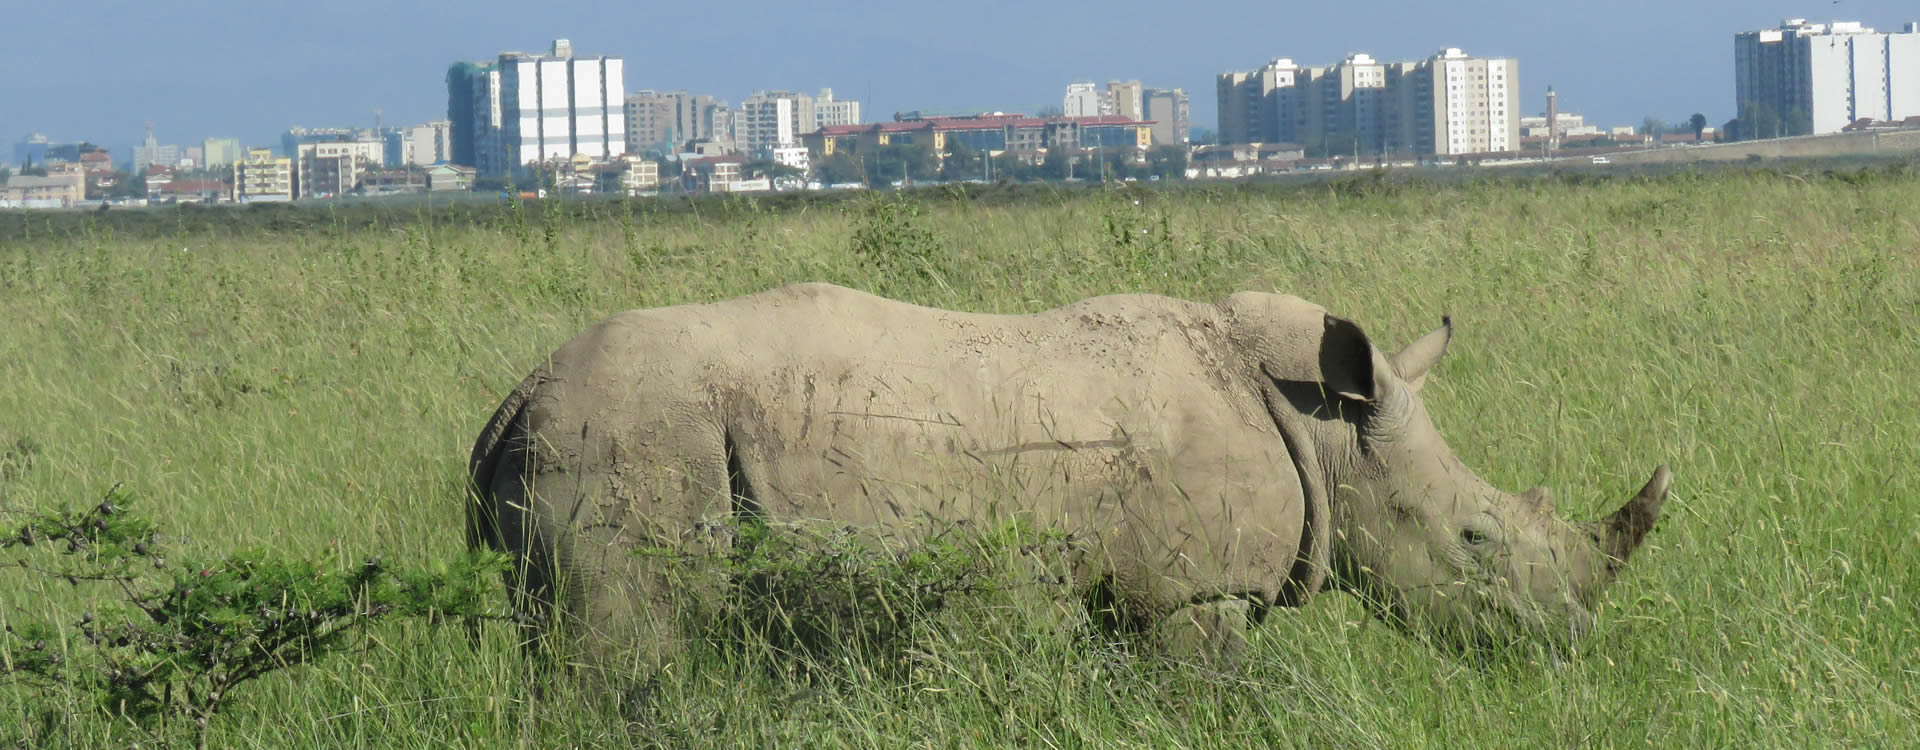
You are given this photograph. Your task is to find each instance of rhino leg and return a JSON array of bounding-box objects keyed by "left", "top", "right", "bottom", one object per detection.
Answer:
[{"left": 1147, "top": 597, "right": 1252, "bottom": 669}]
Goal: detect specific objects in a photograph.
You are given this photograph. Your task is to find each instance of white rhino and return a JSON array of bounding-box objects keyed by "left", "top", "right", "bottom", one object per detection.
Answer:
[{"left": 467, "top": 282, "right": 1671, "bottom": 678}]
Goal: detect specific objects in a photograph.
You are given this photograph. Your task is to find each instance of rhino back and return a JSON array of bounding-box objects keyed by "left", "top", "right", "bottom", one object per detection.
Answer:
[{"left": 538, "top": 283, "right": 1312, "bottom": 603}]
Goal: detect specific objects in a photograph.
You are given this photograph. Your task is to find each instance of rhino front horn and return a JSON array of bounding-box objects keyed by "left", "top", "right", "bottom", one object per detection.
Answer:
[{"left": 1598, "top": 465, "right": 1672, "bottom": 577}]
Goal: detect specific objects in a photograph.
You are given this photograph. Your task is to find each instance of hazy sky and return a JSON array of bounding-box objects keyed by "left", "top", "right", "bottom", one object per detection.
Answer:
[{"left": 4, "top": 1, "right": 1915, "bottom": 157}]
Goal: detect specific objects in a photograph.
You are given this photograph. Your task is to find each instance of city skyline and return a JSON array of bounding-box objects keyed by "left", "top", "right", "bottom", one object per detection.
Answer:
[{"left": 3, "top": 1, "right": 1917, "bottom": 159}]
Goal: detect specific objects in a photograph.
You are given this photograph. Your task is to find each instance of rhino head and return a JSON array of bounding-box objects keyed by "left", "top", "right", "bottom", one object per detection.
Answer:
[
  {"left": 1227, "top": 296, "right": 1671, "bottom": 654},
  {"left": 1315, "top": 314, "right": 1672, "bottom": 652}
]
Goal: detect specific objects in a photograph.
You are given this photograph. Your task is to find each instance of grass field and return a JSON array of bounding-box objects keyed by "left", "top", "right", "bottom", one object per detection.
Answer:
[{"left": 2, "top": 166, "right": 1917, "bottom": 747}]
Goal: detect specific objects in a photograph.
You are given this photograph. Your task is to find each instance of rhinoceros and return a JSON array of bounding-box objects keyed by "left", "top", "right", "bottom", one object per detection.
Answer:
[{"left": 466, "top": 282, "right": 1670, "bottom": 678}]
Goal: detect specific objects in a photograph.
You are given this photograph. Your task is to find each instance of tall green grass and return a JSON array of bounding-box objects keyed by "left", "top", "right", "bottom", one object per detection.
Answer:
[{"left": 3, "top": 167, "right": 1917, "bottom": 747}]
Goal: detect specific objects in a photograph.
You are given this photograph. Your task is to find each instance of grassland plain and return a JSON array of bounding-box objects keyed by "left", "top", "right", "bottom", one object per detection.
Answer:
[{"left": 1, "top": 167, "right": 1917, "bottom": 748}]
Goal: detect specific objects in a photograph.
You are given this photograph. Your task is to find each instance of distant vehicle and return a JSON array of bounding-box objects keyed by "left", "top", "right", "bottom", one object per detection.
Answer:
[{"left": 1590, "top": 156, "right": 1612, "bottom": 165}]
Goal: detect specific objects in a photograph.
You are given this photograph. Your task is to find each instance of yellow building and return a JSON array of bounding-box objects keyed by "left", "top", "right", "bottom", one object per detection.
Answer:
[{"left": 233, "top": 148, "right": 294, "bottom": 202}]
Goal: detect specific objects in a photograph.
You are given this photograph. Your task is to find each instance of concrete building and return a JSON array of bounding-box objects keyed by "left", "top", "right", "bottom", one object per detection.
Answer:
[
  {"left": 234, "top": 148, "right": 294, "bottom": 202},
  {"left": 0, "top": 163, "right": 86, "bottom": 208},
  {"left": 1144, "top": 88, "right": 1190, "bottom": 145},
  {"left": 1216, "top": 48, "right": 1518, "bottom": 156},
  {"left": 448, "top": 39, "right": 625, "bottom": 177},
  {"left": 687, "top": 154, "right": 745, "bottom": 193},
  {"left": 624, "top": 90, "right": 726, "bottom": 155},
  {"left": 425, "top": 163, "right": 477, "bottom": 191},
  {"left": 1064, "top": 82, "right": 1103, "bottom": 117},
  {"left": 1518, "top": 112, "right": 1599, "bottom": 138},
  {"left": 771, "top": 144, "right": 810, "bottom": 173},
  {"left": 390, "top": 121, "right": 453, "bottom": 166},
  {"left": 1735, "top": 19, "right": 1920, "bottom": 137},
  {"left": 814, "top": 88, "right": 862, "bottom": 128},
  {"left": 741, "top": 90, "right": 815, "bottom": 156},
  {"left": 804, "top": 113, "right": 1153, "bottom": 165},
  {"left": 1107, "top": 80, "right": 1144, "bottom": 120},
  {"left": 493, "top": 39, "right": 627, "bottom": 174},
  {"left": 294, "top": 140, "right": 382, "bottom": 198},
  {"left": 446, "top": 60, "right": 499, "bottom": 169},
  {"left": 132, "top": 122, "right": 182, "bottom": 174}
]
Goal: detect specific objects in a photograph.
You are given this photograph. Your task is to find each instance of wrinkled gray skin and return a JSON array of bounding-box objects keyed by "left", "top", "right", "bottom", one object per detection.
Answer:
[{"left": 467, "top": 282, "right": 1671, "bottom": 681}]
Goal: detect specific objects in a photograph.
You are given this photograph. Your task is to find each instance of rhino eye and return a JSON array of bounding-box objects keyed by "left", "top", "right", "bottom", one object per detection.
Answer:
[{"left": 1461, "top": 528, "right": 1489, "bottom": 546}]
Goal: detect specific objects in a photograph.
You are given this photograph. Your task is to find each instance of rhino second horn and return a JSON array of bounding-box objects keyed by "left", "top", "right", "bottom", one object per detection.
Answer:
[{"left": 1598, "top": 465, "right": 1673, "bottom": 576}]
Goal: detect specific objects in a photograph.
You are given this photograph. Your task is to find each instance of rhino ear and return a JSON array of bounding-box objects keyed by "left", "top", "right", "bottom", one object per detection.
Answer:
[
  {"left": 1320, "top": 314, "right": 1388, "bottom": 402},
  {"left": 1391, "top": 315, "right": 1452, "bottom": 393}
]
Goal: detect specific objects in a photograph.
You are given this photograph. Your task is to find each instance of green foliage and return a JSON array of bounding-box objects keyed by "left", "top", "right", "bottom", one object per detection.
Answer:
[
  {"left": 674, "top": 518, "right": 1078, "bottom": 674},
  {"left": 2, "top": 162, "right": 1919, "bottom": 745},
  {"left": 0, "top": 488, "right": 507, "bottom": 748},
  {"left": 847, "top": 192, "right": 943, "bottom": 284}
]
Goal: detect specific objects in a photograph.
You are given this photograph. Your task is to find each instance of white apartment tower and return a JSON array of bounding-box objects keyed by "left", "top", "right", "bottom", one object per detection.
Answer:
[
  {"left": 494, "top": 39, "right": 627, "bottom": 173},
  {"left": 1215, "top": 48, "right": 1519, "bottom": 157},
  {"left": 814, "top": 88, "right": 862, "bottom": 128},
  {"left": 741, "top": 90, "right": 815, "bottom": 156},
  {"left": 1064, "top": 82, "right": 1103, "bottom": 117},
  {"left": 1735, "top": 19, "right": 1920, "bottom": 137}
]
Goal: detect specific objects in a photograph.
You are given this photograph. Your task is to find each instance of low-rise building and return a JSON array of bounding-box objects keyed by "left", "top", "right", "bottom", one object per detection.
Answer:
[
  {"left": 595, "top": 158, "right": 659, "bottom": 195},
  {"left": 425, "top": 163, "right": 477, "bottom": 191},
  {"left": 687, "top": 155, "right": 745, "bottom": 193},
  {"left": 803, "top": 113, "right": 1154, "bottom": 163},
  {"left": 360, "top": 168, "right": 428, "bottom": 195},
  {"left": 1186, "top": 142, "right": 1306, "bottom": 178},
  {"left": 771, "top": 145, "right": 810, "bottom": 173},
  {"left": 0, "top": 163, "right": 87, "bottom": 208}
]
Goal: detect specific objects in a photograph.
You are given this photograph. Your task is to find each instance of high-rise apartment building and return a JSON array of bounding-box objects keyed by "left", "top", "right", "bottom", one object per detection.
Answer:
[
  {"left": 624, "top": 90, "right": 726, "bottom": 155},
  {"left": 446, "top": 61, "right": 496, "bottom": 168},
  {"left": 1216, "top": 48, "right": 1517, "bottom": 156},
  {"left": 496, "top": 39, "right": 626, "bottom": 171},
  {"left": 1064, "top": 82, "right": 1103, "bottom": 117},
  {"left": 740, "top": 90, "right": 815, "bottom": 155},
  {"left": 1143, "top": 88, "right": 1190, "bottom": 145},
  {"left": 132, "top": 122, "right": 182, "bottom": 173},
  {"left": 1106, "top": 80, "right": 1144, "bottom": 120},
  {"left": 202, "top": 138, "right": 244, "bottom": 169},
  {"left": 1734, "top": 19, "right": 1920, "bottom": 137},
  {"left": 448, "top": 39, "right": 626, "bottom": 177},
  {"left": 813, "top": 88, "right": 862, "bottom": 129}
]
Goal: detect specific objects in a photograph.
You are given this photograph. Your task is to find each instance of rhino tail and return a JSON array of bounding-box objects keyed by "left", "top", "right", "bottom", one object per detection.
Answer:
[{"left": 466, "top": 373, "right": 542, "bottom": 555}]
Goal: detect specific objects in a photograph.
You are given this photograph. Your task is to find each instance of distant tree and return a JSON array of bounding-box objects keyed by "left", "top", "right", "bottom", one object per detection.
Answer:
[
  {"left": 20, "top": 165, "right": 48, "bottom": 177},
  {"left": 1188, "top": 128, "right": 1219, "bottom": 146},
  {"left": 742, "top": 158, "right": 801, "bottom": 181},
  {"left": 1641, "top": 116, "right": 1666, "bottom": 141},
  {"left": 1146, "top": 145, "right": 1188, "bottom": 180},
  {"left": 865, "top": 142, "right": 938, "bottom": 185},
  {"left": 1038, "top": 150, "right": 1078, "bottom": 180},
  {"left": 1689, "top": 113, "right": 1708, "bottom": 142},
  {"left": 103, "top": 171, "right": 145, "bottom": 200},
  {"left": 0, "top": 166, "right": 10, "bottom": 183},
  {"left": 1036, "top": 106, "right": 1065, "bottom": 118},
  {"left": 814, "top": 152, "right": 866, "bottom": 185},
  {"left": 939, "top": 139, "right": 981, "bottom": 182},
  {"left": 1719, "top": 118, "right": 1741, "bottom": 143}
]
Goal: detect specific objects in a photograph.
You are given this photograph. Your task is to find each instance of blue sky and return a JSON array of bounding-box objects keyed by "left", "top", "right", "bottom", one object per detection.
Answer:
[{"left": 4, "top": 1, "right": 1914, "bottom": 158}]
